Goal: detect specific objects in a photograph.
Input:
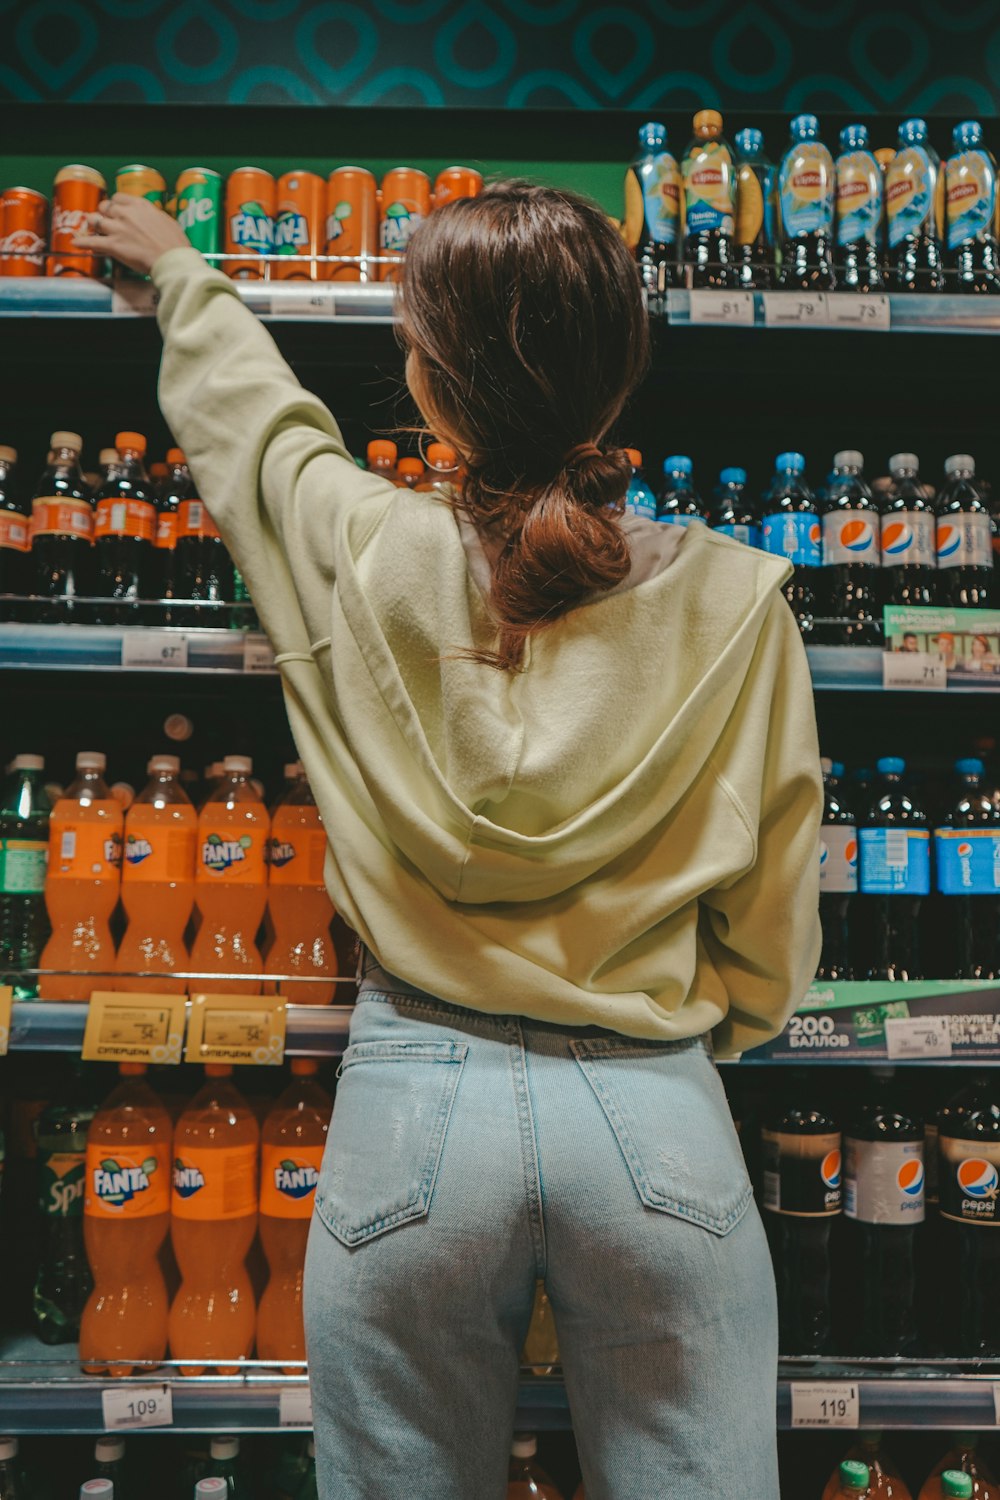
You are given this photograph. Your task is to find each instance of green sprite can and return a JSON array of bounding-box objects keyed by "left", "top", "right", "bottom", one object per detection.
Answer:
[{"left": 176, "top": 166, "right": 223, "bottom": 259}]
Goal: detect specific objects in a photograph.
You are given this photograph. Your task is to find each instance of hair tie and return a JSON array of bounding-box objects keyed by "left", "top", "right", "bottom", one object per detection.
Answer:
[{"left": 562, "top": 441, "right": 602, "bottom": 469}]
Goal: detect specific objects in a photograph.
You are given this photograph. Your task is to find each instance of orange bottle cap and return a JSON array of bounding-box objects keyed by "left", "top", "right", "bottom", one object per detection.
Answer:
[
  {"left": 115, "top": 430, "right": 147, "bottom": 452},
  {"left": 291, "top": 1058, "right": 320, "bottom": 1076},
  {"left": 119, "top": 1062, "right": 147, "bottom": 1076},
  {"left": 427, "top": 443, "right": 457, "bottom": 467},
  {"left": 367, "top": 439, "right": 398, "bottom": 461},
  {"left": 223, "top": 754, "right": 252, "bottom": 774},
  {"left": 205, "top": 1062, "right": 233, "bottom": 1078},
  {"left": 99, "top": 448, "right": 119, "bottom": 465},
  {"left": 626, "top": 447, "right": 642, "bottom": 466},
  {"left": 166, "top": 447, "right": 186, "bottom": 464},
  {"left": 694, "top": 109, "right": 723, "bottom": 137},
  {"left": 76, "top": 751, "right": 106, "bottom": 771},
  {"left": 0, "top": 445, "right": 16, "bottom": 463},
  {"left": 149, "top": 462, "right": 168, "bottom": 479},
  {"left": 397, "top": 457, "right": 424, "bottom": 476}
]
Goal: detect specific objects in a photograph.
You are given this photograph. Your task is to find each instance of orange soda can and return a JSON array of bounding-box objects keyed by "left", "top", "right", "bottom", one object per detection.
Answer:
[
  {"left": 0, "top": 187, "right": 47, "bottom": 275},
  {"left": 325, "top": 166, "right": 378, "bottom": 282},
  {"left": 224, "top": 166, "right": 275, "bottom": 280},
  {"left": 115, "top": 164, "right": 166, "bottom": 207},
  {"left": 434, "top": 166, "right": 484, "bottom": 207},
  {"left": 48, "top": 164, "right": 106, "bottom": 278},
  {"left": 272, "top": 169, "right": 324, "bottom": 280},
  {"left": 379, "top": 166, "right": 431, "bottom": 282}
]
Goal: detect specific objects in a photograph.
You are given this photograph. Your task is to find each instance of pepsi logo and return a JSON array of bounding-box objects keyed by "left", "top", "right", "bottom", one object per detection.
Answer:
[
  {"left": 845, "top": 839, "right": 858, "bottom": 868},
  {"left": 821, "top": 1149, "right": 842, "bottom": 1190},
  {"left": 819, "top": 844, "right": 829, "bottom": 866},
  {"left": 882, "top": 520, "right": 913, "bottom": 555},
  {"left": 957, "top": 1157, "right": 999, "bottom": 1199},
  {"left": 897, "top": 1159, "right": 924, "bottom": 1196},
  {"left": 839, "top": 519, "right": 876, "bottom": 552},
  {"left": 937, "top": 524, "right": 961, "bottom": 558},
  {"left": 809, "top": 522, "right": 822, "bottom": 546},
  {"left": 957, "top": 842, "right": 973, "bottom": 858}
]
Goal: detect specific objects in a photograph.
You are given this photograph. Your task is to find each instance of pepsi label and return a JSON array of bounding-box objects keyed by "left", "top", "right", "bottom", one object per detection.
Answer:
[
  {"left": 844, "top": 1137, "right": 925, "bottom": 1225},
  {"left": 762, "top": 1129, "right": 842, "bottom": 1217},
  {"left": 761, "top": 512, "right": 822, "bottom": 568},
  {"left": 939, "top": 1136, "right": 1000, "bottom": 1225},
  {"left": 934, "top": 828, "right": 1000, "bottom": 896},
  {"left": 819, "top": 826, "right": 858, "bottom": 894},
  {"left": 880, "top": 511, "right": 936, "bottom": 569},
  {"left": 859, "top": 828, "right": 931, "bottom": 896},
  {"left": 936, "top": 514, "right": 993, "bottom": 570},
  {"left": 657, "top": 513, "right": 707, "bottom": 528},
  {"left": 821, "top": 511, "right": 880, "bottom": 566},
  {"left": 714, "top": 522, "right": 760, "bottom": 548}
]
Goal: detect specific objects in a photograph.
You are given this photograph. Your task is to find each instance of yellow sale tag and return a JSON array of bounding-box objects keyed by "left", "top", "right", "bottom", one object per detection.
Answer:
[
  {"left": 0, "top": 985, "right": 11, "bottom": 1057},
  {"left": 186, "top": 992, "right": 286, "bottom": 1065},
  {"left": 83, "top": 991, "right": 186, "bottom": 1065}
]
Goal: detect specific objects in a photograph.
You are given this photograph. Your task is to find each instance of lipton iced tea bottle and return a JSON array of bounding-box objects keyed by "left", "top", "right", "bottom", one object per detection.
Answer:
[
  {"left": 116, "top": 756, "right": 196, "bottom": 993},
  {"left": 734, "top": 127, "right": 777, "bottom": 289},
  {"left": 681, "top": 110, "right": 738, "bottom": 288},
  {"left": 366, "top": 440, "right": 398, "bottom": 485},
  {"left": 30, "top": 431, "right": 94, "bottom": 622},
  {"left": 888, "top": 118, "right": 946, "bottom": 292},
  {"left": 80, "top": 1063, "right": 172, "bottom": 1375},
  {"left": 39, "top": 752, "right": 123, "bottom": 1000},
  {"left": 778, "top": 114, "right": 836, "bottom": 290},
  {"left": 257, "top": 1060, "right": 331, "bottom": 1370},
  {"left": 623, "top": 121, "right": 681, "bottom": 307},
  {"left": 946, "top": 121, "right": 1000, "bottom": 294},
  {"left": 835, "top": 124, "right": 885, "bottom": 291},
  {"left": 190, "top": 756, "right": 269, "bottom": 994},
  {"left": 94, "top": 431, "right": 156, "bottom": 625},
  {"left": 506, "top": 1436, "right": 564, "bottom": 1500},
  {"left": 169, "top": 1065, "right": 259, "bottom": 1375},
  {"left": 265, "top": 765, "right": 337, "bottom": 1004}
]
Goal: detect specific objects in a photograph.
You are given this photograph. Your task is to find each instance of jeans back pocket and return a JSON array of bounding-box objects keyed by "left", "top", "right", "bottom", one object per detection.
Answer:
[{"left": 315, "top": 1038, "right": 468, "bottom": 1247}]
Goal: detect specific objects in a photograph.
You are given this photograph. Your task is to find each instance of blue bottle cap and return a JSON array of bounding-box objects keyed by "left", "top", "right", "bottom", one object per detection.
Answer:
[
  {"left": 719, "top": 466, "right": 747, "bottom": 485},
  {"left": 663, "top": 455, "right": 692, "bottom": 474},
  {"left": 775, "top": 451, "right": 806, "bottom": 474},
  {"left": 735, "top": 127, "right": 763, "bottom": 157},
  {"left": 639, "top": 121, "right": 667, "bottom": 151},
  {"left": 955, "top": 758, "right": 985, "bottom": 776},
  {"left": 877, "top": 756, "right": 906, "bottom": 776},
  {"left": 899, "top": 117, "right": 927, "bottom": 145},
  {"left": 791, "top": 114, "right": 819, "bottom": 140},
  {"left": 831, "top": 761, "right": 846, "bottom": 778},
  {"left": 954, "top": 120, "right": 983, "bottom": 148},
  {"left": 840, "top": 123, "right": 869, "bottom": 151}
]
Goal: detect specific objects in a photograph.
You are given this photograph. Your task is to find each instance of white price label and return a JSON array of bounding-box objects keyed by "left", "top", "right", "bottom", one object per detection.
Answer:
[
  {"left": 882, "top": 650, "right": 947, "bottom": 692},
  {"left": 278, "top": 1386, "right": 313, "bottom": 1425},
  {"left": 688, "top": 290, "right": 754, "bottom": 327},
  {"left": 121, "top": 632, "right": 189, "bottom": 671},
  {"left": 885, "top": 1015, "right": 953, "bottom": 1060},
  {"left": 269, "top": 286, "right": 335, "bottom": 318},
  {"left": 825, "top": 294, "right": 890, "bottom": 331},
  {"left": 992, "top": 1383, "right": 1000, "bottom": 1425},
  {"left": 763, "top": 292, "right": 830, "bottom": 327},
  {"left": 791, "top": 1382, "right": 859, "bottom": 1429},
  {"left": 243, "top": 635, "right": 276, "bottom": 673},
  {"left": 102, "top": 1382, "right": 173, "bottom": 1430},
  {"left": 111, "top": 280, "right": 160, "bottom": 317}
]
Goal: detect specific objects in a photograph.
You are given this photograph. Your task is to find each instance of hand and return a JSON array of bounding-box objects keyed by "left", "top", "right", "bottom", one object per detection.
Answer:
[{"left": 73, "top": 192, "right": 191, "bottom": 275}]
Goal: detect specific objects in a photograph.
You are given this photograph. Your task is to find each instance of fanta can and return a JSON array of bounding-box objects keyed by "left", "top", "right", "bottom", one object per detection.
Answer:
[
  {"left": 190, "top": 755, "right": 269, "bottom": 993},
  {"left": 325, "top": 166, "right": 378, "bottom": 282},
  {"left": 273, "top": 170, "right": 324, "bottom": 280},
  {"left": 433, "top": 166, "right": 484, "bottom": 206},
  {"left": 169, "top": 1064, "right": 259, "bottom": 1375},
  {"left": 265, "top": 765, "right": 337, "bottom": 1004},
  {"left": 257, "top": 1059, "right": 331, "bottom": 1370},
  {"left": 39, "top": 752, "right": 123, "bottom": 1000},
  {"left": 80, "top": 1063, "right": 172, "bottom": 1375},
  {"left": 224, "top": 167, "right": 275, "bottom": 280},
  {"left": 116, "top": 755, "right": 196, "bottom": 992},
  {"left": 378, "top": 167, "right": 431, "bottom": 282}
]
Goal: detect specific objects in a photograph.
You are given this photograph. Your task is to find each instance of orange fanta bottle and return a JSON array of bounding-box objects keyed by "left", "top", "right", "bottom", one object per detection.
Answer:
[
  {"left": 169, "top": 1064, "right": 259, "bottom": 1375},
  {"left": 39, "top": 751, "right": 122, "bottom": 1000},
  {"left": 80, "top": 1062, "right": 172, "bottom": 1375},
  {"left": 190, "top": 755, "right": 269, "bottom": 994},
  {"left": 116, "top": 754, "right": 196, "bottom": 993},
  {"left": 265, "top": 764, "right": 337, "bottom": 1004},
  {"left": 257, "top": 1058, "right": 331, "bottom": 1370}
]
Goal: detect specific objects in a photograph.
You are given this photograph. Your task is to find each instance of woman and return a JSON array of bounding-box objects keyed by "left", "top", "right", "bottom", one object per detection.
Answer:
[{"left": 78, "top": 186, "right": 821, "bottom": 1500}]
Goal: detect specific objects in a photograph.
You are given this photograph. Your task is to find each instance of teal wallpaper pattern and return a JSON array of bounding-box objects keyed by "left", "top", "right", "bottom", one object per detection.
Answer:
[{"left": 2, "top": 0, "right": 1000, "bottom": 111}]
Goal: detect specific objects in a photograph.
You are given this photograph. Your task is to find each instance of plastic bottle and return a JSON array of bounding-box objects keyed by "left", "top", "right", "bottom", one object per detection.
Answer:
[
  {"left": 80, "top": 1062, "right": 172, "bottom": 1375},
  {"left": 417, "top": 442, "right": 462, "bottom": 493},
  {"left": 656, "top": 456, "right": 707, "bottom": 526},
  {"left": 33, "top": 1088, "right": 96, "bottom": 1343},
  {"left": 859, "top": 757, "right": 929, "bottom": 982},
  {"left": 887, "top": 118, "right": 946, "bottom": 292},
  {"left": 0, "top": 445, "right": 29, "bottom": 622},
  {"left": 821, "top": 450, "right": 881, "bottom": 646},
  {"left": 395, "top": 457, "right": 425, "bottom": 491},
  {"left": 80, "top": 1484, "right": 114, "bottom": 1500},
  {"left": 93, "top": 430, "right": 156, "bottom": 625},
  {"left": 681, "top": 109, "right": 738, "bottom": 289},
  {"left": 881, "top": 453, "right": 937, "bottom": 609},
  {"left": 506, "top": 1435, "right": 564, "bottom": 1500},
  {"left": 778, "top": 114, "right": 837, "bottom": 290},
  {"left": 38, "top": 751, "right": 123, "bottom": 1001},
  {"left": 257, "top": 1060, "right": 331, "bottom": 1371},
  {"left": 623, "top": 449, "right": 656, "bottom": 521},
  {"left": 190, "top": 755, "right": 269, "bottom": 994},
  {"left": 946, "top": 121, "right": 1000, "bottom": 294},
  {"left": 169, "top": 1064, "right": 259, "bottom": 1376},
  {"left": 760, "top": 452, "right": 822, "bottom": 637},
  {"left": 204, "top": 1437, "right": 250, "bottom": 1500},
  {"left": 196, "top": 1483, "right": 229, "bottom": 1500},
  {"left": 0, "top": 1440, "right": 21, "bottom": 1500},
  {"left": 30, "top": 430, "right": 93, "bottom": 622},
  {"left": 822, "top": 1434, "right": 912, "bottom": 1500},
  {"left": 172, "top": 450, "right": 233, "bottom": 623},
  {"left": 155, "top": 448, "right": 185, "bottom": 622},
  {"left": 115, "top": 755, "right": 196, "bottom": 993},
  {"left": 941, "top": 1475, "right": 974, "bottom": 1500},
  {"left": 732, "top": 127, "right": 776, "bottom": 290},
  {"left": 91, "top": 1435, "right": 128, "bottom": 1500},
  {"left": 709, "top": 467, "right": 759, "bottom": 547},
  {"left": 623, "top": 121, "right": 681, "bottom": 307},
  {"left": 761, "top": 1099, "right": 841, "bottom": 1354},
  {"left": 835, "top": 1463, "right": 873, "bottom": 1499},
  {"left": 836, "top": 124, "right": 884, "bottom": 291},
  {"left": 818, "top": 758, "right": 856, "bottom": 980},
  {"left": 265, "top": 765, "right": 337, "bottom": 1004},
  {"left": 934, "top": 758, "right": 1000, "bottom": 981},
  {"left": 919, "top": 1436, "right": 1000, "bottom": 1499},
  {"left": 0, "top": 754, "right": 50, "bottom": 999},
  {"left": 366, "top": 439, "right": 398, "bottom": 485},
  {"left": 936, "top": 455, "right": 994, "bottom": 608},
  {"left": 937, "top": 1080, "right": 1000, "bottom": 1357}
]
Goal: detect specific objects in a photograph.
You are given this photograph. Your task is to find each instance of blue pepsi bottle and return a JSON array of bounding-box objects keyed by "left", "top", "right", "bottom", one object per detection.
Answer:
[
  {"left": 709, "top": 467, "right": 758, "bottom": 547},
  {"left": 821, "top": 450, "right": 881, "bottom": 646},
  {"left": 859, "top": 757, "right": 929, "bottom": 981},
  {"left": 623, "top": 448, "right": 656, "bottom": 521},
  {"left": 760, "top": 452, "right": 822, "bottom": 636},
  {"left": 934, "top": 758, "right": 1000, "bottom": 980},
  {"left": 656, "top": 456, "right": 708, "bottom": 526}
]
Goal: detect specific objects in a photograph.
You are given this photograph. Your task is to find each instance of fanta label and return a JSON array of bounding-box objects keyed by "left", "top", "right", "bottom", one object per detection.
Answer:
[
  {"left": 84, "top": 1142, "right": 170, "bottom": 1218},
  {"left": 380, "top": 204, "right": 424, "bottom": 254},
  {"left": 761, "top": 1129, "right": 842, "bottom": 1216},
  {"left": 171, "top": 1143, "right": 258, "bottom": 1220},
  {"left": 274, "top": 209, "right": 310, "bottom": 253},
  {"left": 197, "top": 825, "right": 266, "bottom": 883},
  {"left": 38, "top": 1148, "right": 87, "bottom": 1218},
  {"left": 30, "top": 496, "right": 93, "bottom": 542},
  {"left": 821, "top": 511, "right": 880, "bottom": 566},
  {"left": 682, "top": 141, "right": 735, "bottom": 237},
  {"left": 934, "top": 827, "right": 1000, "bottom": 896},
  {"left": 940, "top": 1141, "right": 1000, "bottom": 1224},
  {"left": 886, "top": 146, "right": 935, "bottom": 247},
  {"left": 760, "top": 511, "right": 822, "bottom": 568},
  {"left": 0, "top": 512, "right": 29, "bottom": 553},
  {"left": 836, "top": 150, "right": 882, "bottom": 246},
  {"left": 880, "top": 511, "right": 936, "bottom": 568},
  {"left": 779, "top": 142, "right": 835, "bottom": 238},
  {"left": 48, "top": 807, "right": 123, "bottom": 880},
  {"left": 260, "top": 1143, "right": 324, "bottom": 1218},
  {"left": 844, "top": 1137, "right": 924, "bottom": 1225},
  {"left": 641, "top": 153, "right": 681, "bottom": 246},
  {"left": 946, "top": 150, "right": 996, "bottom": 249},
  {"left": 122, "top": 824, "right": 196, "bottom": 883},
  {"left": 267, "top": 825, "right": 328, "bottom": 885},
  {"left": 819, "top": 826, "right": 858, "bottom": 894},
  {"left": 935, "top": 514, "right": 992, "bottom": 570},
  {"left": 858, "top": 827, "right": 930, "bottom": 896},
  {"left": 229, "top": 203, "right": 273, "bottom": 253}
]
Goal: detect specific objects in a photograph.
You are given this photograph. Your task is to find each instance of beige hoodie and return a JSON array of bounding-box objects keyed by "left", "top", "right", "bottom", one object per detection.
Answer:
[{"left": 154, "top": 246, "right": 822, "bottom": 1057}]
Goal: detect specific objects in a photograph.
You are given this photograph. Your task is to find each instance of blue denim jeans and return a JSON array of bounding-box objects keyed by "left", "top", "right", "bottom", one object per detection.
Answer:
[{"left": 303, "top": 957, "right": 779, "bottom": 1500}]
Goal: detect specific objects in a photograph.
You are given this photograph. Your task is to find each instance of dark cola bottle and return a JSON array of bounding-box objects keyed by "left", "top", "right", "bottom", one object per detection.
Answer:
[
  {"left": 762, "top": 1098, "right": 842, "bottom": 1354},
  {"left": 30, "top": 431, "right": 94, "bottom": 623},
  {"left": 93, "top": 431, "right": 156, "bottom": 625}
]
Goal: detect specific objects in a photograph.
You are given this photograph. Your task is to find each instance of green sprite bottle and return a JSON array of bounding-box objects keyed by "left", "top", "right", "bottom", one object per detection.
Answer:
[
  {"left": 0, "top": 754, "right": 51, "bottom": 999},
  {"left": 33, "top": 1088, "right": 96, "bottom": 1343}
]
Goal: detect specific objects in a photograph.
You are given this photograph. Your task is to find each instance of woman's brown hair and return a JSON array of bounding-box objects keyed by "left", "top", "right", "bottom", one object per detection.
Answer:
[{"left": 399, "top": 181, "right": 650, "bottom": 670}]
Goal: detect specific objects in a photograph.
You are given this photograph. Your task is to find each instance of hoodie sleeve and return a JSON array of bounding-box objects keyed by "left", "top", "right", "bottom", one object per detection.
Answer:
[{"left": 701, "top": 594, "right": 823, "bottom": 1059}]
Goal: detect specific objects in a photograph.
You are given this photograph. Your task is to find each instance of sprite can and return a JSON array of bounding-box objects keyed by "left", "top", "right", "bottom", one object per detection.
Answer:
[{"left": 176, "top": 166, "right": 223, "bottom": 260}]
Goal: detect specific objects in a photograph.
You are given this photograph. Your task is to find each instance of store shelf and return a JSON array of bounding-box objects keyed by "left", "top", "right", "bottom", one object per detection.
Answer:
[
  {"left": 0, "top": 623, "right": 276, "bottom": 675},
  {"left": 6, "top": 999, "right": 353, "bottom": 1056},
  {"left": 0, "top": 277, "right": 397, "bottom": 325},
  {"left": 666, "top": 288, "right": 1000, "bottom": 336},
  {"left": 777, "top": 1360, "right": 1000, "bottom": 1431}
]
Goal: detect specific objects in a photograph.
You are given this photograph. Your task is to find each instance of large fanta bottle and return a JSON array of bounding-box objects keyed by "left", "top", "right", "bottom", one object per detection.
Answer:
[
  {"left": 80, "top": 1063, "right": 172, "bottom": 1375},
  {"left": 265, "top": 764, "right": 337, "bottom": 1005},
  {"left": 39, "top": 751, "right": 123, "bottom": 1000},
  {"left": 190, "top": 756, "right": 269, "bottom": 994},
  {"left": 169, "top": 1064, "right": 259, "bottom": 1375},
  {"left": 116, "top": 755, "right": 196, "bottom": 993},
  {"left": 256, "top": 1059, "right": 331, "bottom": 1370}
]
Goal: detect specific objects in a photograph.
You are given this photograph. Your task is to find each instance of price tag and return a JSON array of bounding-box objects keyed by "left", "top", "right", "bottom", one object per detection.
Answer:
[
  {"left": 790, "top": 1382, "right": 859, "bottom": 1429},
  {"left": 269, "top": 286, "right": 335, "bottom": 318},
  {"left": 102, "top": 1382, "right": 173, "bottom": 1430},
  {"left": 186, "top": 992, "right": 287, "bottom": 1065},
  {"left": 687, "top": 290, "right": 755, "bottom": 327},
  {"left": 885, "top": 1015, "right": 953, "bottom": 1061},
  {"left": 278, "top": 1386, "right": 313, "bottom": 1426},
  {"left": 111, "top": 280, "right": 161, "bottom": 317},
  {"left": 762, "top": 292, "right": 830, "bottom": 327},
  {"left": 83, "top": 991, "right": 186, "bottom": 1065},
  {"left": 0, "top": 985, "right": 11, "bottom": 1057},
  {"left": 882, "top": 651, "right": 947, "bottom": 691},
  {"left": 992, "top": 1383, "right": 1000, "bottom": 1424},
  {"left": 243, "top": 635, "right": 276, "bottom": 673},
  {"left": 121, "top": 632, "right": 189, "bottom": 671},
  {"left": 825, "top": 294, "right": 890, "bottom": 331}
]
